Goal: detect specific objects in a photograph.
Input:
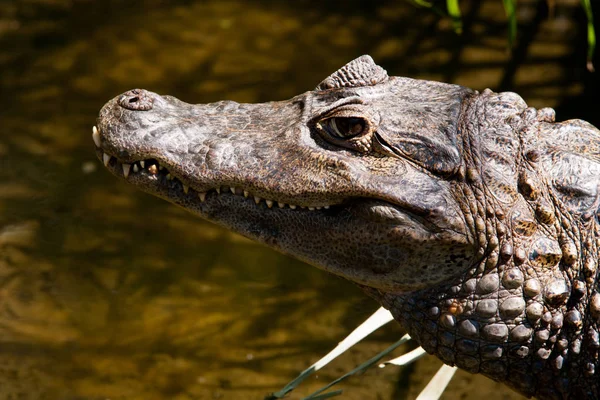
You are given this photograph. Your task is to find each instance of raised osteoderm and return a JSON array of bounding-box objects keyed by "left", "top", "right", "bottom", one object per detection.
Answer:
[{"left": 95, "top": 56, "right": 600, "bottom": 399}]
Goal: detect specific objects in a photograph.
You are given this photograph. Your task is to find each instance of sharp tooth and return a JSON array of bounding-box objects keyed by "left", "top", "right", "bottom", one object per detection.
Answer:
[
  {"left": 289, "top": 205, "right": 297, "bottom": 210},
  {"left": 102, "top": 153, "right": 111, "bottom": 166},
  {"left": 148, "top": 164, "right": 158, "bottom": 175},
  {"left": 230, "top": 187, "right": 236, "bottom": 194},
  {"left": 316, "top": 206, "right": 322, "bottom": 210},
  {"left": 216, "top": 187, "right": 221, "bottom": 194},
  {"left": 254, "top": 196, "right": 261, "bottom": 204},
  {"left": 266, "top": 200, "right": 273, "bottom": 208},
  {"left": 140, "top": 161, "right": 145, "bottom": 168},
  {"left": 133, "top": 164, "right": 139, "bottom": 173},
  {"left": 183, "top": 184, "right": 189, "bottom": 194},
  {"left": 92, "top": 126, "right": 101, "bottom": 147},
  {"left": 243, "top": 190, "right": 249, "bottom": 198},
  {"left": 308, "top": 207, "right": 315, "bottom": 211},
  {"left": 122, "top": 163, "right": 131, "bottom": 178},
  {"left": 199, "top": 192, "right": 206, "bottom": 202},
  {"left": 278, "top": 202, "right": 285, "bottom": 208},
  {"left": 166, "top": 173, "right": 172, "bottom": 180},
  {"left": 324, "top": 205, "right": 330, "bottom": 209},
  {"left": 159, "top": 165, "right": 163, "bottom": 171}
]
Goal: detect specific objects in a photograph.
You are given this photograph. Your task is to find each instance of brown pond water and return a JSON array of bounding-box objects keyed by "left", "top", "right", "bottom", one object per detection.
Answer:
[{"left": 1, "top": 0, "right": 599, "bottom": 399}]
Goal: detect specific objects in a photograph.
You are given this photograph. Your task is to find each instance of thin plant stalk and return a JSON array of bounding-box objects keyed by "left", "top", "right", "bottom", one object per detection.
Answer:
[
  {"left": 581, "top": 0, "right": 596, "bottom": 71},
  {"left": 446, "top": 0, "right": 463, "bottom": 34},
  {"left": 503, "top": 0, "right": 517, "bottom": 49}
]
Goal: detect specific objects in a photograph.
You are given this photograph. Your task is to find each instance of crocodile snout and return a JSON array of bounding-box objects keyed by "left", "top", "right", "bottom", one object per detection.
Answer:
[{"left": 118, "top": 88, "right": 154, "bottom": 111}]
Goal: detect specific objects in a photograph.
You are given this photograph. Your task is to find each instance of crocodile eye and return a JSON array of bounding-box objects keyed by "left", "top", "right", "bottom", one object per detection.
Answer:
[
  {"left": 320, "top": 117, "right": 366, "bottom": 139},
  {"left": 313, "top": 108, "right": 379, "bottom": 153}
]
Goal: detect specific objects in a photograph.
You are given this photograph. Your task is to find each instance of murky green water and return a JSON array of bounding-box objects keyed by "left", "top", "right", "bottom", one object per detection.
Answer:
[{"left": 1, "top": 1, "right": 598, "bottom": 399}]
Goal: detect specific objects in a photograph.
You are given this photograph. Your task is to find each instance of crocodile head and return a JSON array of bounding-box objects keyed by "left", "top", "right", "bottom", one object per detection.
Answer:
[
  {"left": 95, "top": 55, "right": 479, "bottom": 294},
  {"left": 97, "top": 56, "right": 600, "bottom": 398}
]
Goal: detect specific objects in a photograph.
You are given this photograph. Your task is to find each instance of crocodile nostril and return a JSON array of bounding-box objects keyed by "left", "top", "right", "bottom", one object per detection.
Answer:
[{"left": 118, "top": 89, "right": 154, "bottom": 111}]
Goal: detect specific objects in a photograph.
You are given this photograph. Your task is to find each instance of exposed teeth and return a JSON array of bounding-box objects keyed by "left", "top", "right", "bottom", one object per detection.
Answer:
[
  {"left": 195, "top": 188, "right": 327, "bottom": 211},
  {"left": 122, "top": 163, "right": 131, "bottom": 178},
  {"left": 102, "top": 154, "right": 334, "bottom": 211},
  {"left": 92, "top": 126, "right": 101, "bottom": 147}
]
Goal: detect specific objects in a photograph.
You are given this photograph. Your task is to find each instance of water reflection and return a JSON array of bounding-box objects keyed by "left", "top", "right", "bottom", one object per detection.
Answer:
[{"left": 0, "top": 0, "right": 597, "bottom": 398}]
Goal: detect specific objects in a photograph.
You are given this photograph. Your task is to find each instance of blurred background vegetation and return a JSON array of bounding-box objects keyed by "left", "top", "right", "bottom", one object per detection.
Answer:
[
  {"left": 0, "top": 1, "right": 598, "bottom": 399},
  {"left": 412, "top": 0, "right": 595, "bottom": 70}
]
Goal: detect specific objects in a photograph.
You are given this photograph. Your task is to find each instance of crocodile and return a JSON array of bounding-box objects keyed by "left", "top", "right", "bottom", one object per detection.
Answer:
[{"left": 94, "top": 56, "right": 600, "bottom": 399}]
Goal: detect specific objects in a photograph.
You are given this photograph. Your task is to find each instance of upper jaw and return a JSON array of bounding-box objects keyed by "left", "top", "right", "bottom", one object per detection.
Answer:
[
  {"left": 93, "top": 124, "right": 339, "bottom": 212},
  {"left": 94, "top": 89, "right": 354, "bottom": 211}
]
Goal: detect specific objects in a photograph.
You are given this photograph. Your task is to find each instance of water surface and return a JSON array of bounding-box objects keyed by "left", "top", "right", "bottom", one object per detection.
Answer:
[{"left": 1, "top": 1, "right": 598, "bottom": 399}]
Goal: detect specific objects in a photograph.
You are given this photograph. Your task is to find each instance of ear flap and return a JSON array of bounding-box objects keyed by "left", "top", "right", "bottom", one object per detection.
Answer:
[
  {"left": 550, "top": 152, "right": 600, "bottom": 215},
  {"left": 377, "top": 125, "right": 461, "bottom": 176},
  {"left": 317, "top": 55, "right": 388, "bottom": 90},
  {"left": 373, "top": 79, "right": 468, "bottom": 176},
  {"left": 541, "top": 119, "right": 600, "bottom": 216}
]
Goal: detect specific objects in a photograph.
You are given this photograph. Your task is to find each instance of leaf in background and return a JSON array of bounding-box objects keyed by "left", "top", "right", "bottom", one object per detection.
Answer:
[
  {"left": 405, "top": 0, "right": 596, "bottom": 69},
  {"left": 269, "top": 308, "right": 394, "bottom": 399},
  {"left": 581, "top": 0, "right": 596, "bottom": 72},
  {"left": 503, "top": 0, "right": 517, "bottom": 50},
  {"left": 409, "top": 0, "right": 434, "bottom": 7},
  {"left": 406, "top": 0, "right": 447, "bottom": 18},
  {"left": 446, "top": 0, "right": 463, "bottom": 34},
  {"left": 302, "top": 335, "right": 411, "bottom": 400}
]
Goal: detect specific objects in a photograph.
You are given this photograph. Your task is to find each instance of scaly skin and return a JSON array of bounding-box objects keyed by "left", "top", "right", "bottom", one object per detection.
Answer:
[{"left": 94, "top": 56, "right": 600, "bottom": 399}]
